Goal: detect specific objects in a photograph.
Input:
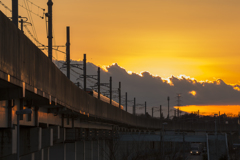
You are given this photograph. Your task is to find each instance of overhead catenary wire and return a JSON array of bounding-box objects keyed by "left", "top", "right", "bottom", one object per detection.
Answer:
[
  {"left": 52, "top": 56, "right": 62, "bottom": 68},
  {"left": 24, "top": 25, "right": 45, "bottom": 46},
  {"left": 0, "top": 1, "right": 12, "bottom": 13},
  {"left": 39, "top": 46, "right": 66, "bottom": 54},
  {"left": 61, "top": 67, "right": 79, "bottom": 80},
  {"left": 18, "top": 3, "right": 44, "bottom": 19},
  {"left": 23, "top": 0, "right": 39, "bottom": 44},
  {"left": 0, "top": 0, "right": 48, "bottom": 53},
  {"left": 52, "top": 23, "right": 58, "bottom": 62},
  {"left": 26, "top": 0, "right": 45, "bottom": 11},
  {"left": 1, "top": 2, "right": 98, "bottom": 91},
  {"left": 56, "top": 61, "right": 132, "bottom": 106},
  {"left": 25, "top": 26, "right": 61, "bottom": 56},
  {"left": 58, "top": 61, "right": 110, "bottom": 93}
]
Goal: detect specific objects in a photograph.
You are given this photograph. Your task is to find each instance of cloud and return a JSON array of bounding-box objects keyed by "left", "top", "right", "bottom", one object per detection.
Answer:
[{"left": 56, "top": 60, "right": 240, "bottom": 117}]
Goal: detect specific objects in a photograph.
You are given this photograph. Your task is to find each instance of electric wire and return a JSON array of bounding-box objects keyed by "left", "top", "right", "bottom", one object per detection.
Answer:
[
  {"left": 39, "top": 47, "right": 66, "bottom": 54},
  {"left": 18, "top": 3, "right": 44, "bottom": 19},
  {"left": 24, "top": 25, "right": 45, "bottom": 46},
  {"left": 61, "top": 67, "right": 79, "bottom": 80},
  {"left": 52, "top": 56, "right": 62, "bottom": 68},
  {"left": 1, "top": 2, "right": 95, "bottom": 92},
  {"left": 52, "top": 24, "right": 58, "bottom": 63},
  {"left": 23, "top": 0, "right": 38, "bottom": 43},
  {"left": 26, "top": 0, "right": 45, "bottom": 11},
  {"left": 0, "top": 1, "right": 47, "bottom": 52},
  {"left": 56, "top": 60, "right": 129, "bottom": 104},
  {"left": 0, "top": 1, "right": 12, "bottom": 12}
]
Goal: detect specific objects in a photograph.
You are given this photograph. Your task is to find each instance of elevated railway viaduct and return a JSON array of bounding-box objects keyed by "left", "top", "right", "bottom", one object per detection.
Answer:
[
  {"left": 0, "top": 11, "right": 238, "bottom": 160},
  {"left": 0, "top": 11, "right": 163, "bottom": 160}
]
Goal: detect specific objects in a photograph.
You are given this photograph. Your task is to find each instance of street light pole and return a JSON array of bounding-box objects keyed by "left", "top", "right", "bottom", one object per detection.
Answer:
[
  {"left": 161, "top": 122, "right": 167, "bottom": 158},
  {"left": 17, "top": 113, "right": 20, "bottom": 160},
  {"left": 214, "top": 114, "right": 218, "bottom": 136},
  {"left": 16, "top": 109, "right": 32, "bottom": 160},
  {"left": 167, "top": 96, "right": 170, "bottom": 119}
]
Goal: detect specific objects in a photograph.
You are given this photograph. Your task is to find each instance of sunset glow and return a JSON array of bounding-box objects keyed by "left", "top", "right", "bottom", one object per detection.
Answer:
[
  {"left": 175, "top": 105, "right": 240, "bottom": 117},
  {"left": 233, "top": 86, "right": 240, "bottom": 91},
  {"left": 0, "top": 0, "right": 239, "bottom": 85},
  {"left": 189, "top": 91, "right": 197, "bottom": 96},
  {"left": 0, "top": 0, "right": 240, "bottom": 116}
]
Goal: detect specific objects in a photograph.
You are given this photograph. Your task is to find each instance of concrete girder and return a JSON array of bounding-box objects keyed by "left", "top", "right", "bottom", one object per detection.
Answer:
[{"left": 0, "top": 88, "right": 23, "bottom": 101}]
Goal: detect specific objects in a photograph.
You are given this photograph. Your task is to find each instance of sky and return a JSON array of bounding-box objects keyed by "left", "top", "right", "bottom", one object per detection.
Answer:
[
  {"left": 1, "top": 0, "right": 240, "bottom": 84},
  {"left": 1, "top": 0, "right": 240, "bottom": 116}
]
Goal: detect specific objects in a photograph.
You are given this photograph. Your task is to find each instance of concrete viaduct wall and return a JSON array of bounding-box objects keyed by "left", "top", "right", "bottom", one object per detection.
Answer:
[
  {"left": 0, "top": 10, "right": 164, "bottom": 160},
  {"left": 0, "top": 11, "right": 233, "bottom": 160},
  {"left": 0, "top": 11, "right": 160, "bottom": 129}
]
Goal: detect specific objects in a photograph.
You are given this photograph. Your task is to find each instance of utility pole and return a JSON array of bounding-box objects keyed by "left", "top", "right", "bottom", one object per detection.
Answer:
[
  {"left": 125, "top": 92, "right": 127, "bottom": 112},
  {"left": 12, "top": 0, "right": 18, "bottom": 27},
  {"left": 97, "top": 67, "right": 100, "bottom": 99},
  {"left": 109, "top": 77, "right": 112, "bottom": 105},
  {"left": 219, "top": 111, "right": 221, "bottom": 132},
  {"left": 83, "top": 54, "right": 86, "bottom": 91},
  {"left": 133, "top": 97, "right": 136, "bottom": 115},
  {"left": 66, "top": 26, "right": 70, "bottom": 79},
  {"left": 47, "top": 0, "right": 53, "bottom": 61},
  {"left": 118, "top": 82, "right": 121, "bottom": 108},
  {"left": 145, "top": 101, "right": 147, "bottom": 116},
  {"left": 152, "top": 107, "right": 154, "bottom": 117},
  {"left": 167, "top": 96, "right": 170, "bottom": 119},
  {"left": 160, "top": 105, "right": 162, "bottom": 119},
  {"left": 214, "top": 114, "right": 218, "bottom": 136},
  {"left": 178, "top": 108, "right": 179, "bottom": 118}
]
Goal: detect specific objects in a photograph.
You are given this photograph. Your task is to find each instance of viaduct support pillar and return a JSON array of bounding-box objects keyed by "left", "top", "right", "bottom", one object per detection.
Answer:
[
  {"left": 93, "top": 140, "right": 99, "bottom": 160},
  {"left": 66, "top": 142, "right": 76, "bottom": 160},
  {"left": 49, "top": 143, "right": 66, "bottom": 160},
  {"left": 85, "top": 140, "right": 93, "bottom": 160},
  {"left": 76, "top": 141, "right": 85, "bottom": 160}
]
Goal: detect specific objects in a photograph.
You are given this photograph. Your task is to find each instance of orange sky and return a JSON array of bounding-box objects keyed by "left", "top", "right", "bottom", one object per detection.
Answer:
[
  {"left": 1, "top": 0, "right": 240, "bottom": 85},
  {"left": 175, "top": 105, "right": 240, "bottom": 117}
]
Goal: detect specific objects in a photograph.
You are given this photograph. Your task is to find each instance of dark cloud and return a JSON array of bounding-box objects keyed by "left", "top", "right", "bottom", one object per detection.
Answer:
[{"left": 56, "top": 60, "right": 240, "bottom": 118}]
